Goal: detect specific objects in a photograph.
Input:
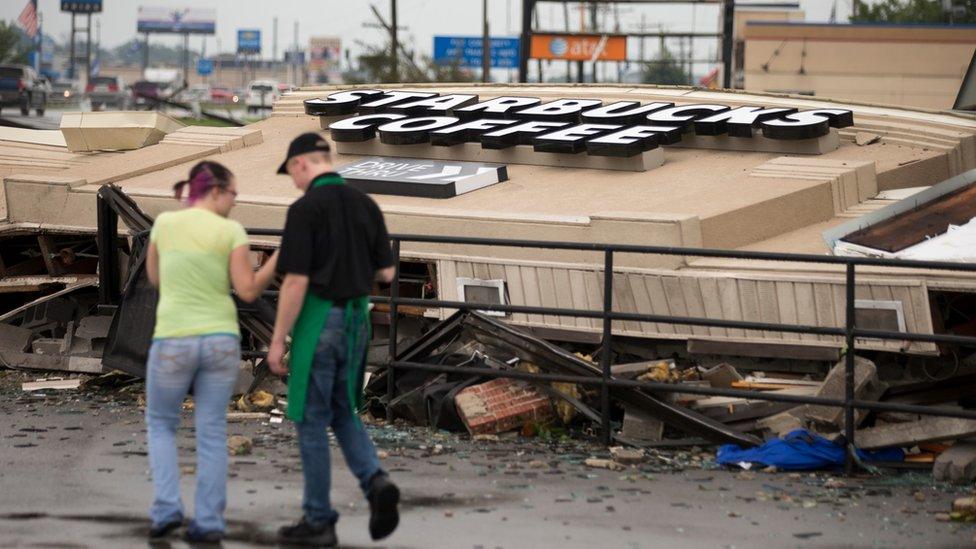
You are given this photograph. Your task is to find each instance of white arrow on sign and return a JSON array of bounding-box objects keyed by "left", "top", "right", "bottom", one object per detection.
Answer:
[{"left": 407, "top": 164, "right": 464, "bottom": 181}]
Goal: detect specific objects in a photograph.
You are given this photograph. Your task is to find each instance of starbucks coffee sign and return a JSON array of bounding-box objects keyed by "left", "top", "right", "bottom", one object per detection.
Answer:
[{"left": 304, "top": 89, "right": 854, "bottom": 172}]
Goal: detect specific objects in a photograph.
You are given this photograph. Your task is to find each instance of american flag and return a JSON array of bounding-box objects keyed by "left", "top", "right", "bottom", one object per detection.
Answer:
[{"left": 17, "top": 1, "right": 38, "bottom": 39}]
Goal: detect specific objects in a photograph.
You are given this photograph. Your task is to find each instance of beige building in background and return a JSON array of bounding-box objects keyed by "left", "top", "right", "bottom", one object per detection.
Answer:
[{"left": 744, "top": 22, "right": 976, "bottom": 110}]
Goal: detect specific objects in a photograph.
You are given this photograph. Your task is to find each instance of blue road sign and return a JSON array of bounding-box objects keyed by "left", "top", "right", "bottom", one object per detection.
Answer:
[
  {"left": 237, "top": 29, "right": 262, "bottom": 55},
  {"left": 197, "top": 58, "right": 214, "bottom": 76},
  {"left": 433, "top": 36, "right": 520, "bottom": 69}
]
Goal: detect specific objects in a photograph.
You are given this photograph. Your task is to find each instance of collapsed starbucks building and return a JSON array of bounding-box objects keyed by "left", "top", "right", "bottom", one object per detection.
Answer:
[{"left": 2, "top": 84, "right": 976, "bottom": 367}]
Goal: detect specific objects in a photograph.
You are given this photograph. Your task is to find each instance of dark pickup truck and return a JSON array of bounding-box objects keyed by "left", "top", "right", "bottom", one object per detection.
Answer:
[{"left": 0, "top": 64, "right": 48, "bottom": 116}]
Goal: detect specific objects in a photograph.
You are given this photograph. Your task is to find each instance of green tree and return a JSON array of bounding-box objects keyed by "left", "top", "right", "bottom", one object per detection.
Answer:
[
  {"left": 641, "top": 47, "right": 689, "bottom": 86},
  {"left": 342, "top": 41, "right": 478, "bottom": 84},
  {"left": 0, "top": 21, "right": 31, "bottom": 64},
  {"left": 851, "top": 0, "right": 976, "bottom": 24}
]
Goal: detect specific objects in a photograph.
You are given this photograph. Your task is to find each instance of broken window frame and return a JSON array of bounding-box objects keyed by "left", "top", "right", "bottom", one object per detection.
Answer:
[{"left": 456, "top": 277, "right": 508, "bottom": 317}]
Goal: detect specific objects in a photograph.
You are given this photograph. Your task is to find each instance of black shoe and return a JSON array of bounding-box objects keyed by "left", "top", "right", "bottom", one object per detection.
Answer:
[
  {"left": 368, "top": 473, "right": 400, "bottom": 541},
  {"left": 148, "top": 519, "right": 182, "bottom": 539},
  {"left": 182, "top": 529, "right": 223, "bottom": 544},
  {"left": 278, "top": 517, "right": 337, "bottom": 547}
]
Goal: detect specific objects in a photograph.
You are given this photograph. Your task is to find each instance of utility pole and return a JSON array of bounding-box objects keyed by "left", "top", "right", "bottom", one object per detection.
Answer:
[
  {"left": 85, "top": 13, "right": 92, "bottom": 84},
  {"left": 182, "top": 32, "right": 190, "bottom": 87},
  {"left": 95, "top": 18, "right": 100, "bottom": 76},
  {"left": 590, "top": 2, "right": 598, "bottom": 83},
  {"left": 534, "top": 7, "right": 543, "bottom": 82},
  {"left": 721, "top": 0, "right": 734, "bottom": 89},
  {"left": 142, "top": 33, "right": 150, "bottom": 73},
  {"left": 390, "top": 0, "right": 399, "bottom": 82},
  {"left": 563, "top": 1, "right": 571, "bottom": 82},
  {"left": 518, "top": 0, "right": 533, "bottom": 83},
  {"left": 34, "top": 2, "right": 41, "bottom": 73},
  {"left": 482, "top": 0, "right": 490, "bottom": 83},
  {"left": 69, "top": 13, "right": 76, "bottom": 80},
  {"left": 273, "top": 17, "right": 279, "bottom": 63}
]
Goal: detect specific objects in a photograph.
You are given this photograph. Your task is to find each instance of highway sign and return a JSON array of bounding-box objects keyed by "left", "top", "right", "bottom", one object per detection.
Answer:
[
  {"left": 433, "top": 36, "right": 520, "bottom": 69},
  {"left": 237, "top": 29, "right": 261, "bottom": 55}
]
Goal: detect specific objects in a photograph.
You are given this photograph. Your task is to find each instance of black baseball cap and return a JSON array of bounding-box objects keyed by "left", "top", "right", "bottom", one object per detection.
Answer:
[{"left": 277, "top": 132, "right": 332, "bottom": 174}]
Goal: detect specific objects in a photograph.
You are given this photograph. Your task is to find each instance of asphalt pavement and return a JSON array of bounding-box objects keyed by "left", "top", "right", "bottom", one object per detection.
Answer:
[
  {"left": 0, "top": 107, "right": 64, "bottom": 130},
  {"left": 0, "top": 370, "right": 973, "bottom": 548}
]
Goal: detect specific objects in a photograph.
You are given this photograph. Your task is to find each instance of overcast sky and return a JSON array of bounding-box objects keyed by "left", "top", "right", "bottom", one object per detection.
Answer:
[{"left": 3, "top": 1, "right": 850, "bottom": 59}]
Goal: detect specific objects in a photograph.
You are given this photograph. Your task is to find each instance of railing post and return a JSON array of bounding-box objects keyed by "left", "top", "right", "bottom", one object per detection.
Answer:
[
  {"left": 600, "top": 249, "right": 614, "bottom": 446},
  {"left": 386, "top": 239, "right": 401, "bottom": 422},
  {"left": 844, "top": 262, "right": 857, "bottom": 475}
]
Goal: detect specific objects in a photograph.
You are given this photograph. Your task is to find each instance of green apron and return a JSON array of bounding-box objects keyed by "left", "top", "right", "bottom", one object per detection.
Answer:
[{"left": 285, "top": 174, "right": 372, "bottom": 423}]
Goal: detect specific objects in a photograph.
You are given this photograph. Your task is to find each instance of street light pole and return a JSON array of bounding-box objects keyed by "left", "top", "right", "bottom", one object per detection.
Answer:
[{"left": 482, "top": 0, "right": 490, "bottom": 83}]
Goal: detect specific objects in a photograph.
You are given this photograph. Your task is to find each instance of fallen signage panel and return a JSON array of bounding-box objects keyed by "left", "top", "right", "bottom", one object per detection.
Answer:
[{"left": 337, "top": 157, "right": 509, "bottom": 198}]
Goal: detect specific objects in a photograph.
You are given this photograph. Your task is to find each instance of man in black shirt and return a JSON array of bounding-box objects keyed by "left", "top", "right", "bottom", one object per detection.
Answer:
[{"left": 268, "top": 133, "right": 399, "bottom": 547}]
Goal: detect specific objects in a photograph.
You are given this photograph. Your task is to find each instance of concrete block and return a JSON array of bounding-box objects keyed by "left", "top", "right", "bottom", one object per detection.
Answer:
[
  {"left": 758, "top": 409, "right": 807, "bottom": 439},
  {"left": 0, "top": 323, "right": 33, "bottom": 353},
  {"left": 621, "top": 405, "right": 664, "bottom": 443},
  {"left": 856, "top": 417, "right": 976, "bottom": 450},
  {"left": 933, "top": 442, "right": 976, "bottom": 484},
  {"left": 74, "top": 315, "right": 113, "bottom": 340},
  {"left": 805, "top": 356, "right": 880, "bottom": 427},
  {"left": 32, "top": 338, "right": 65, "bottom": 356},
  {"left": 700, "top": 363, "right": 743, "bottom": 389},
  {"left": 455, "top": 378, "right": 554, "bottom": 436}
]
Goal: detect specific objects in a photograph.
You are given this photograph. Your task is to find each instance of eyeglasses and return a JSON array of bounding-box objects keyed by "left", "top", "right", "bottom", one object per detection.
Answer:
[{"left": 221, "top": 188, "right": 238, "bottom": 198}]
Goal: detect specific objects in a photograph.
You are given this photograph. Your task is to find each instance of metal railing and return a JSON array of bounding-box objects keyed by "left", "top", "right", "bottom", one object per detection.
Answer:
[{"left": 246, "top": 228, "right": 976, "bottom": 474}]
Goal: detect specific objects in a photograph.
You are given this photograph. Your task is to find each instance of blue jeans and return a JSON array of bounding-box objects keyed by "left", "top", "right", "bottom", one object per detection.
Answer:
[
  {"left": 145, "top": 334, "right": 240, "bottom": 534},
  {"left": 297, "top": 307, "right": 382, "bottom": 525}
]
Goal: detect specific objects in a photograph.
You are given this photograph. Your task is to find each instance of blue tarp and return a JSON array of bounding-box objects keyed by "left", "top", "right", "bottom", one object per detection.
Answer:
[{"left": 717, "top": 429, "right": 904, "bottom": 471}]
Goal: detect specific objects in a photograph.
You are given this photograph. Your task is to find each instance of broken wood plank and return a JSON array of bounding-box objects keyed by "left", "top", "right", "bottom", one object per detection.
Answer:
[
  {"left": 688, "top": 338, "right": 841, "bottom": 362},
  {"left": 227, "top": 412, "right": 271, "bottom": 422},
  {"left": 732, "top": 379, "right": 820, "bottom": 391},
  {"left": 22, "top": 378, "right": 81, "bottom": 391},
  {"left": 611, "top": 360, "right": 671, "bottom": 380},
  {"left": 856, "top": 417, "right": 976, "bottom": 450},
  {"left": 36, "top": 235, "right": 62, "bottom": 276}
]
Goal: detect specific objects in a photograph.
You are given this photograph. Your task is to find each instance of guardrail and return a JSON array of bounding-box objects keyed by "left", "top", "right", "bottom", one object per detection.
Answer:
[{"left": 247, "top": 228, "right": 976, "bottom": 474}]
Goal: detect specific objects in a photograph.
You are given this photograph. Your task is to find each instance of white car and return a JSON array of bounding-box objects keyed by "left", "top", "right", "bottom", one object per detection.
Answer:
[{"left": 245, "top": 80, "right": 281, "bottom": 113}]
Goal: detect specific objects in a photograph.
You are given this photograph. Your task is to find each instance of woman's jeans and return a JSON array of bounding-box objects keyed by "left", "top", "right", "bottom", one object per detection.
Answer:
[
  {"left": 297, "top": 307, "right": 382, "bottom": 525},
  {"left": 145, "top": 334, "right": 240, "bottom": 533}
]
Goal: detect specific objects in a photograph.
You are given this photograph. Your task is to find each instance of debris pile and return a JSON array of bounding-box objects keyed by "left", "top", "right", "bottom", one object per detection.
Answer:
[
  {"left": 366, "top": 310, "right": 976, "bottom": 478},
  {"left": 0, "top": 287, "right": 109, "bottom": 376}
]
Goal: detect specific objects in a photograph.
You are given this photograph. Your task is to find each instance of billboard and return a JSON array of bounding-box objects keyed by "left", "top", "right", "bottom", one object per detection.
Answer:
[
  {"left": 237, "top": 29, "right": 261, "bottom": 55},
  {"left": 308, "top": 37, "right": 341, "bottom": 71},
  {"left": 137, "top": 7, "right": 216, "bottom": 34},
  {"left": 61, "top": 0, "right": 102, "bottom": 13},
  {"left": 529, "top": 34, "right": 627, "bottom": 62},
  {"left": 433, "top": 36, "right": 520, "bottom": 69}
]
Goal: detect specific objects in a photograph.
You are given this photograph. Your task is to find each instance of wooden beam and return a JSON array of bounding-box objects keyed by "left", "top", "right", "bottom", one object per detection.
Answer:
[
  {"left": 36, "top": 235, "right": 62, "bottom": 276},
  {"left": 688, "top": 338, "right": 841, "bottom": 362}
]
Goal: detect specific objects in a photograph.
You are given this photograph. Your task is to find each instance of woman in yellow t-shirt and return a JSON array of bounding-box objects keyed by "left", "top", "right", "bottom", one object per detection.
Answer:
[{"left": 144, "top": 160, "right": 278, "bottom": 543}]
